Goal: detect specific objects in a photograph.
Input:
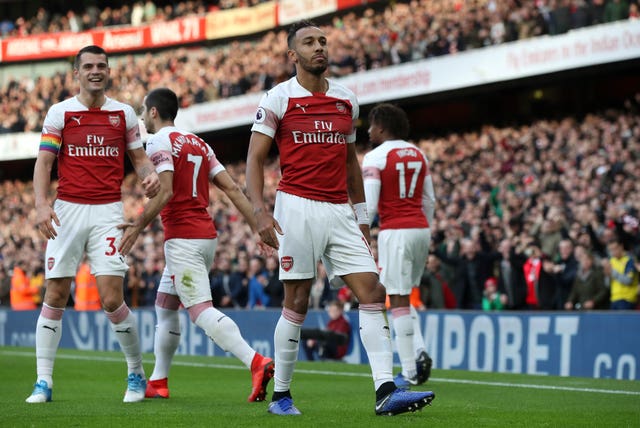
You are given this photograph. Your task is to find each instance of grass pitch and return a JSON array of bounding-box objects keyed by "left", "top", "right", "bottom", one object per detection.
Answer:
[{"left": 2, "top": 346, "right": 639, "bottom": 427}]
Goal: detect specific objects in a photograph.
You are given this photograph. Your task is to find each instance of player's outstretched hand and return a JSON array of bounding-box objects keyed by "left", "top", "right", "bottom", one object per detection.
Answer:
[
  {"left": 117, "top": 223, "right": 141, "bottom": 255},
  {"left": 256, "top": 211, "right": 283, "bottom": 250},
  {"left": 35, "top": 205, "right": 60, "bottom": 240},
  {"left": 142, "top": 171, "right": 161, "bottom": 198},
  {"left": 256, "top": 240, "right": 276, "bottom": 257}
]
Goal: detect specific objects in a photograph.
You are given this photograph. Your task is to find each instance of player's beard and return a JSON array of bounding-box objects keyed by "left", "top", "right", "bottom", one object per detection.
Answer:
[{"left": 299, "top": 56, "right": 328, "bottom": 76}]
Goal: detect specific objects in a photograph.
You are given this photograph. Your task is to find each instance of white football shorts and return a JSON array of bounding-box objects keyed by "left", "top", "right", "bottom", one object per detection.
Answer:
[
  {"left": 274, "top": 191, "right": 378, "bottom": 281},
  {"left": 157, "top": 238, "right": 217, "bottom": 308},
  {"left": 377, "top": 228, "right": 431, "bottom": 295},
  {"left": 45, "top": 200, "right": 128, "bottom": 279}
]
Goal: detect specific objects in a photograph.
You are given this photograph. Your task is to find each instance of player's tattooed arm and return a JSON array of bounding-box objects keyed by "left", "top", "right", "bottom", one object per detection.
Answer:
[{"left": 128, "top": 147, "right": 161, "bottom": 198}]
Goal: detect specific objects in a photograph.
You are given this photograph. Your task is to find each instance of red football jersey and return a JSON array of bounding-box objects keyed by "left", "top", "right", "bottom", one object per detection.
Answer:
[
  {"left": 251, "top": 77, "right": 358, "bottom": 203},
  {"left": 39, "top": 96, "right": 142, "bottom": 204},
  {"left": 146, "top": 126, "right": 222, "bottom": 240},
  {"left": 363, "top": 141, "right": 432, "bottom": 230}
]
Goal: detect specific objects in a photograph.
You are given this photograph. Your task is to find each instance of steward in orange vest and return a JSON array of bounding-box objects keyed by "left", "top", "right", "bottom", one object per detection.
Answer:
[
  {"left": 74, "top": 263, "right": 101, "bottom": 311},
  {"left": 10, "top": 266, "right": 38, "bottom": 310}
]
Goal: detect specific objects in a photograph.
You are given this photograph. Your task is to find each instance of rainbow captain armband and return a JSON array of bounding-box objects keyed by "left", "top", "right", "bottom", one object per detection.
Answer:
[
  {"left": 40, "top": 133, "right": 61, "bottom": 154},
  {"left": 353, "top": 202, "right": 369, "bottom": 225}
]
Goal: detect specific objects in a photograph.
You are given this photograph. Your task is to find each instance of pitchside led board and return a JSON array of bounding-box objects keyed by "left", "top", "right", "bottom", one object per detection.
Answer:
[{"left": 1, "top": 309, "right": 637, "bottom": 380}]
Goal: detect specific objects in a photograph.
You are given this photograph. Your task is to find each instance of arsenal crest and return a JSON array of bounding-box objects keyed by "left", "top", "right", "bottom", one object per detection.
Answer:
[
  {"left": 280, "top": 256, "right": 293, "bottom": 272},
  {"left": 47, "top": 257, "right": 55, "bottom": 270},
  {"left": 109, "top": 114, "right": 121, "bottom": 127},
  {"left": 336, "top": 102, "right": 346, "bottom": 113}
]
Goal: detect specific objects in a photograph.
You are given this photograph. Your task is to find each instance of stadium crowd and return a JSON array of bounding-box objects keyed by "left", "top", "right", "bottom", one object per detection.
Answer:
[
  {"left": 2, "top": 96, "right": 639, "bottom": 311},
  {"left": 1, "top": 0, "right": 638, "bottom": 311},
  {"left": 1, "top": 0, "right": 638, "bottom": 134}
]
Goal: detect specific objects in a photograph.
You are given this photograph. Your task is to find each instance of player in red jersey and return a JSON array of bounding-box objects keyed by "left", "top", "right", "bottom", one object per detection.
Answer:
[
  {"left": 246, "top": 20, "right": 435, "bottom": 416},
  {"left": 27, "top": 45, "right": 163, "bottom": 404},
  {"left": 362, "top": 103, "right": 436, "bottom": 387},
  {"left": 140, "top": 88, "right": 274, "bottom": 403}
]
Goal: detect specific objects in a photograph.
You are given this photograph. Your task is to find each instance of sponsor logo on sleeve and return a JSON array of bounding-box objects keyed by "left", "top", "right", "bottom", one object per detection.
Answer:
[{"left": 255, "top": 107, "right": 266, "bottom": 124}]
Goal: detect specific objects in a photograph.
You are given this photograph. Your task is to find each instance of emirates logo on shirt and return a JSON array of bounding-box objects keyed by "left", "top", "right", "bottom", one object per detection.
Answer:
[
  {"left": 280, "top": 256, "right": 294, "bottom": 272},
  {"left": 47, "top": 257, "right": 55, "bottom": 270}
]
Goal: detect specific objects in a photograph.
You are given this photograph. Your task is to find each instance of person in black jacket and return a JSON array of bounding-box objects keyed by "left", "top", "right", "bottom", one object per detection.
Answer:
[
  {"left": 436, "top": 231, "right": 500, "bottom": 309},
  {"left": 496, "top": 237, "right": 528, "bottom": 310},
  {"left": 551, "top": 239, "right": 579, "bottom": 309}
]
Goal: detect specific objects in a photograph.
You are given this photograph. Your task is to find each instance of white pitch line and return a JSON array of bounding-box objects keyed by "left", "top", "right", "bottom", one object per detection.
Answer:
[
  {"left": 429, "top": 377, "right": 640, "bottom": 396},
  {"left": 4, "top": 349, "right": 639, "bottom": 396}
]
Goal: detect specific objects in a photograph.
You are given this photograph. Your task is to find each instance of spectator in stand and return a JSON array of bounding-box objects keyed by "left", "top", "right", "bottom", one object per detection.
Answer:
[
  {"left": 27, "top": 260, "right": 45, "bottom": 307},
  {"left": 539, "top": 253, "right": 561, "bottom": 310},
  {"left": 0, "top": 265, "right": 11, "bottom": 306},
  {"left": 419, "top": 254, "right": 457, "bottom": 309},
  {"left": 604, "top": 0, "right": 630, "bottom": 22},
  {"left": 264, "top": 254, "right": 284, "bottom": 308},
  {"left": 247, "top": 255, "right": 270, "bottom": 309},
  {"left": 564, "top": 250, "right": 609, "bottom": 310},
  {"left": 496, "top": 237, "right": 528, "bottom": 310},
  {"left": 531, "top": 206, "right": 567, "bottom": 263},
  {"left": 309, "top": 262, "right": 334, "bottom": 310},
  {"left": 124, "top": 260, "right": 146, "bottom": 308},
  {"left": 482, "top": 277, "right": 507, "bottom": 311},
  {"left": 603, "top": 240, "right": 639, "bottom": 310},
  {"left": 228, "top": 253, "right": 250, "bottom": 308},
  {"left": 301, "top": 300, "right": 351, "bottom": 361},
  {"left": 140, "top": 258, "right": 161, "bottom": 307},
  {"left": 523, "top": 241, "right": 543, "bottom": 309},
  {"left": 437, "top": 235, "right": 499, "bottom": 310},
  {"left": 209, "top": 251, "right": 235, "bottom": 308},
  {"left": 131, "top": 2, "right": 145, "bottom": 26},
  {"left": 144, "top": 0, "right": 157, "bottom": 23},
  {"left": 10, "top": 264, "right": 38, "bottom": 310},
  {"left": 550, "top": 239, "right": 579, "bottom": 309},
  {"left": 74, "top": 261, "right": 100, "bottom": 311}
]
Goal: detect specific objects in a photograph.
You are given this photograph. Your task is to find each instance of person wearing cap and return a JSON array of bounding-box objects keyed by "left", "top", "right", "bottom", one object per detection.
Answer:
[{"left": 482, "top": 277, "right": 507, "bottom": 311}]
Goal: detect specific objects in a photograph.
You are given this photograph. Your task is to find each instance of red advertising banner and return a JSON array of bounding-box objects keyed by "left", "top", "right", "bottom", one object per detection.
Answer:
[
  {"left": 1, "top": 16, "right": 207, "bottom": 62},
  {"left": 0, "top": 0, "right": 378, "bottom": 63},
  {"left": 337, "top": 0, "right": 377, "bottom": 8}
]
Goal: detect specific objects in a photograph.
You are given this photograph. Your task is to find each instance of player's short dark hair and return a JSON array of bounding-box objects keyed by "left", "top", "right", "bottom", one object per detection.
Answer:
[
  {"left": 145, "top": 88, "right": 179, "bottom": 121},
  {"left": 368, "top": 103, "right": 410, "bottom": 140},
  {"left": 287, "top": 20, "right": 318, "bottom": 49},
  {"left": 74, "top": 45, "right": 108, "bottom": 69}
]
